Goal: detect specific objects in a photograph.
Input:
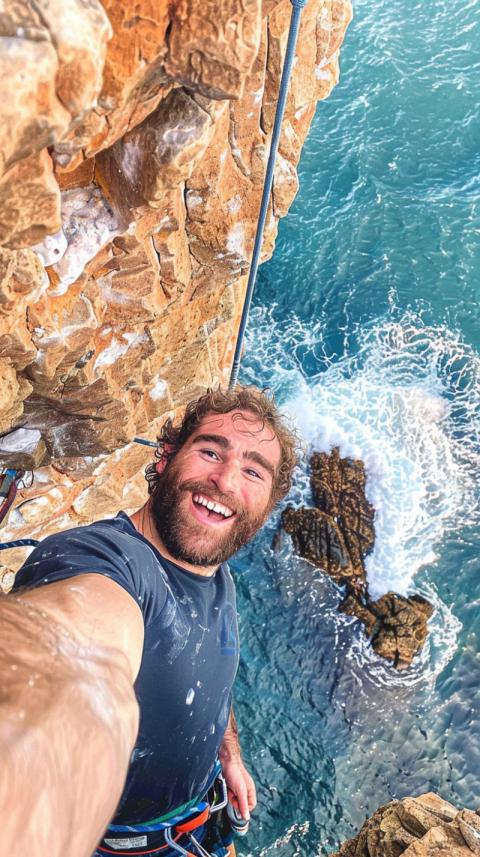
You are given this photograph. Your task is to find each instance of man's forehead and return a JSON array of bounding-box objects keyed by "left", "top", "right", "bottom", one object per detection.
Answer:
[
  {"left": 194, "top": 410, "right": 272, "bottom": 436},
  {"left": 189, "top": 411, "right": 281, "bottom": 459}
]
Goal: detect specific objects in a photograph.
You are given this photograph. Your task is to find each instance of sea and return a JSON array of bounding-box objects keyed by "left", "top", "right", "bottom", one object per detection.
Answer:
[{"left": 233, "top": 0, "right": 480, "bottom": 853}]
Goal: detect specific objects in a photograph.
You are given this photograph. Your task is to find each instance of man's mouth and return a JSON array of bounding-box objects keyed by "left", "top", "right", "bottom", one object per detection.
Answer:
[{"left": 192, "top": 492, "right": 236, "bottom": 524}]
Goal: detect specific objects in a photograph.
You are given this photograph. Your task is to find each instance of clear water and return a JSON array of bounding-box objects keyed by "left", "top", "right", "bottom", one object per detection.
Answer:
[{"left": 233, "top": 0, "right": 480, "bottom": 853}]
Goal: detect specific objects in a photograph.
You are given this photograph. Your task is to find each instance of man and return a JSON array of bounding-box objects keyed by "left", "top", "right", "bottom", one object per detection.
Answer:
[{"left": 1, "top": 385, "right": 299, "bottom": 857}]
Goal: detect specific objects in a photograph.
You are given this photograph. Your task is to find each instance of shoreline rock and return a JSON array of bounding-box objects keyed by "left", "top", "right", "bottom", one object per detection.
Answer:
[
  {"left": 332, "top": 792, "right": 480, "bottom": 856},
  {"left": 281, "top": 448, "right": 433, "bottom": 669}
]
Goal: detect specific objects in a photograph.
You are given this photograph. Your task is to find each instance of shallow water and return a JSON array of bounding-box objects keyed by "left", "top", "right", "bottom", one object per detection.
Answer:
[{"left": 233, "top": 0, "right": 480, "bottom": 853}]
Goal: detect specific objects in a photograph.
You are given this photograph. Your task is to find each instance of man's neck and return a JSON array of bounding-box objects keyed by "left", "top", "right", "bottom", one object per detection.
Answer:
[{"left": 129, "top": 501, "right": 218, "bottom": 578}]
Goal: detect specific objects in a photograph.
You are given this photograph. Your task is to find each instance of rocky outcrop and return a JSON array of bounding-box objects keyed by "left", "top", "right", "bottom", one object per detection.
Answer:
[
  {"left": 332, "top": 793, "right": 480, "bottom": 856},
  {"left": 0, "top": 0, "right": 352, "bottom": 550},
  {"left": 283, "top": 448, "right": 375, "bottom": 593},
  {"left": 340, "top": 590, "right": 433, "bottom": 670},
  {"left": 282, "top": 448, "right": 433, "bottom": 668}
]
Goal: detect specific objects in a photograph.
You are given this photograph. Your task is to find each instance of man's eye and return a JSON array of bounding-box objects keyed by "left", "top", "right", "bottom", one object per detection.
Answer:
[
  {"left": 246, "top": 468, "right": 261, "bottom": 479},
  {"left": 201, "top": 449, "right": 220, "bottom": 459}
]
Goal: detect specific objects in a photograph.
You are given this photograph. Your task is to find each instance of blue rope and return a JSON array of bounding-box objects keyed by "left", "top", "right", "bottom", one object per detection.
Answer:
[
  {"left": 229, "top": 0, "right": 309, "bottom": 390},
  {"left": 0, "top": 539, "right": 39, "bottom": 550},
  {"left": 134, "top": 436, "right": 157, "bottom": 448},
  {"left": 0, "top": 539, "right": 40, "bottom": 550}
]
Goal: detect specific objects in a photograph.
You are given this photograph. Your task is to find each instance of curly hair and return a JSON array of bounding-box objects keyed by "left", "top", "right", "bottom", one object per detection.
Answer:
[{"left": 146, "top": 385, "right": 302, "bottom": 504}]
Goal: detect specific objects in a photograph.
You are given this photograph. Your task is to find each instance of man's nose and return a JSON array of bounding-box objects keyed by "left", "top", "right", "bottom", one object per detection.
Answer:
[{"left": 208, "top": 460, "right": 239, "bottom": 495}]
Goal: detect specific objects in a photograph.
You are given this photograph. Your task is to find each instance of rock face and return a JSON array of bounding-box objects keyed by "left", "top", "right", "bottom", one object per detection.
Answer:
[
  {"left": 332, "top": 792, "right": 480, "bottom": 856},
  {"left": 0, "top": 0, "right": 352, "bottom": 554},
  {"left": 282, "top": 449, "right": 433, "bottom": 669}
]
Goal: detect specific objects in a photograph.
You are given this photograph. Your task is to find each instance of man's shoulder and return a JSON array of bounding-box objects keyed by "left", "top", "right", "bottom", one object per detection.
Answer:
[
  {"left": 34, "top": 512, "right": 155, "bottom": 560},
  {"left": 14, "top": 513, "right": 168, "bottom": 626}
]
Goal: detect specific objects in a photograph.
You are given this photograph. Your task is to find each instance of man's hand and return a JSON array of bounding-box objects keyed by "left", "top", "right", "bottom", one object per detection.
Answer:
[
  {"left": 218, "top": 709, "right": 257, "bottom": 821},
  {"left": 220, "top": 754, "right": 257, "bottom": 821}
]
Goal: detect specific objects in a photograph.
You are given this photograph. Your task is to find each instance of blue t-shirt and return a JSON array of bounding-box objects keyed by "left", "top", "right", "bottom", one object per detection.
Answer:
[{"left": 13, "top": 512, "right": 239, "bottom": 824}]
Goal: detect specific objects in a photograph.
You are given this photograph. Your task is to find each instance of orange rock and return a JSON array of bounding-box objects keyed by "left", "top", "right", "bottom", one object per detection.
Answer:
[
  {"left": 0, "top": 6, "right": 70, "bottom": 176},
  {"left": 96, "top": 87, "right": 215, "bottom": 227},
  {"left": 165, "top": 0, "right": 262, "bottom": 100},
  {"left": 0, "top": 248, "right": 46, "bottom": 374},
  {"left": 0, "top": 149, "right": 61, "bottom": 248},
  {"left": 54, "top": 157, "right": 96, "bottom": 191},
  {"left": 28, "top": 0, "right": 112, "bottom": 123},
  {"left": 53, "top": 0, "right": 171, "bottom": 163}
]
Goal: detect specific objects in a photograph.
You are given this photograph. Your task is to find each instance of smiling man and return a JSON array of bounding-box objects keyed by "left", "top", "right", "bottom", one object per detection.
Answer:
[{"left": 1, "top": 386, "right": 299, "bottom": 857}]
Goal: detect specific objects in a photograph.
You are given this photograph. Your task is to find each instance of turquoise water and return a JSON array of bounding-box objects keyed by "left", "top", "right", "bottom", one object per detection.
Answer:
[{"left": 234, "top": 0, "right": 480, "bottom": 853}]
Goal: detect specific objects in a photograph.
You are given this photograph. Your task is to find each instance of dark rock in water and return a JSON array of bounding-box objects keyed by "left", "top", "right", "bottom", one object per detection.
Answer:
[
  {"left": 310, "top": 448, "right": 375, "bottom": 570},
  {"left": 340, "top": 590, "right": 433, "bottom": 670},
  {"left": 282, "top": 447, "right": 374, "bottom": 595},
  {"left": 281, "top": 506, "right": 360, "bottom": 588},
  {"left": 281, "top": 447, "right": 434, "bottom": 669},
  {"left": 331, "top": 792, "right": 480, "bottom": 856},
  {"left": 338, "top": 588, "right": 377, "bottom": 636}
]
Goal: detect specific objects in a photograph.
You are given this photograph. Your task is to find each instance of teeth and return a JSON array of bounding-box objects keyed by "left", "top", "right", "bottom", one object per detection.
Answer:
[{"left": 193, "top": 493, "right": 234, "bottom": 518}]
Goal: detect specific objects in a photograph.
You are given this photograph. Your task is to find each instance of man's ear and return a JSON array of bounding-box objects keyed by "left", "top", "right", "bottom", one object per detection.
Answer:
[{"left": 155, "top": 443, "right": 178, "bottom": 475}]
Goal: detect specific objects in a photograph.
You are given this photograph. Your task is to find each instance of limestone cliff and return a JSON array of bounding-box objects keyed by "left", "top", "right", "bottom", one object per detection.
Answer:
[{"left": 0, "top": 0, "right": 351, "bottom": 554}]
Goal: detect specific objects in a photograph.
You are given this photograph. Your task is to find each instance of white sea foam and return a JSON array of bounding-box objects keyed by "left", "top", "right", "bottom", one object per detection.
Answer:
[{"left": 244, "top": 307, "right": 480, "bottom": 603}]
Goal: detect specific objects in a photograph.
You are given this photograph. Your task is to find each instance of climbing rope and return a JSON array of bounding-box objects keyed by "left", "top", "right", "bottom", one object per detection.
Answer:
[
  {"left": 0, "top": 539, "right": 39, "bottom": 550},
  {"left": 229, "top": 0, "right": 309, "bottom": 390}
]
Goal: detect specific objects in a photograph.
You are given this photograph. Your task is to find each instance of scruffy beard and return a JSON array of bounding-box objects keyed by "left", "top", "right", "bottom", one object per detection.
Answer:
[{"left": 150, "top": 458, "right": 271, "bottom": 568}]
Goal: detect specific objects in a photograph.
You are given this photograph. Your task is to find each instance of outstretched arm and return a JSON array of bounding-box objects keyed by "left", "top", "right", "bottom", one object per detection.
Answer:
[
  {"left": 0, "top": 574, "right": 144, "bottom": 857},
  {"left": 218, "top": 708, "right": 257, "bottom": 821}
]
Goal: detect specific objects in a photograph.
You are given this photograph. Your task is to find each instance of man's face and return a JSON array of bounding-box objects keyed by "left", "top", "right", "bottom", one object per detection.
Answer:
[{"left": 151, "top": 410, "right": 282, "bottom": 568}]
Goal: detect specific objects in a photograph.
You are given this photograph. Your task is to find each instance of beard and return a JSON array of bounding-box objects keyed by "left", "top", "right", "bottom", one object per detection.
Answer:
[{"left": 150, "top": 457, "right": 271, "bottom": 568}]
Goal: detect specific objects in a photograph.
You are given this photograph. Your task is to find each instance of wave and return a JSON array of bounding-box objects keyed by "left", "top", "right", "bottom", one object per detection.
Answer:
[{"left": 242, "top": 306, "right": 480, "bottom": 605}]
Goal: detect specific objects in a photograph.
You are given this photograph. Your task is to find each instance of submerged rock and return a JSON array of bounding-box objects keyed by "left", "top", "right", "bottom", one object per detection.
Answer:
[
  {"left": 281, "top": 447, "right": 433, "bottom": 669},
  {"left": 332, "top": 792, "right": 480, "bottom": 856}
]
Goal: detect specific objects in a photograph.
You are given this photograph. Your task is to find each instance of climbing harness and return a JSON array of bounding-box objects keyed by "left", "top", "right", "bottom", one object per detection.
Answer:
[
  {"left": 98, "top": 762, "right": 228, "bottom": 856},
  {"left": 228, "top": 0, "right": 309, "bottom": 390}
]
